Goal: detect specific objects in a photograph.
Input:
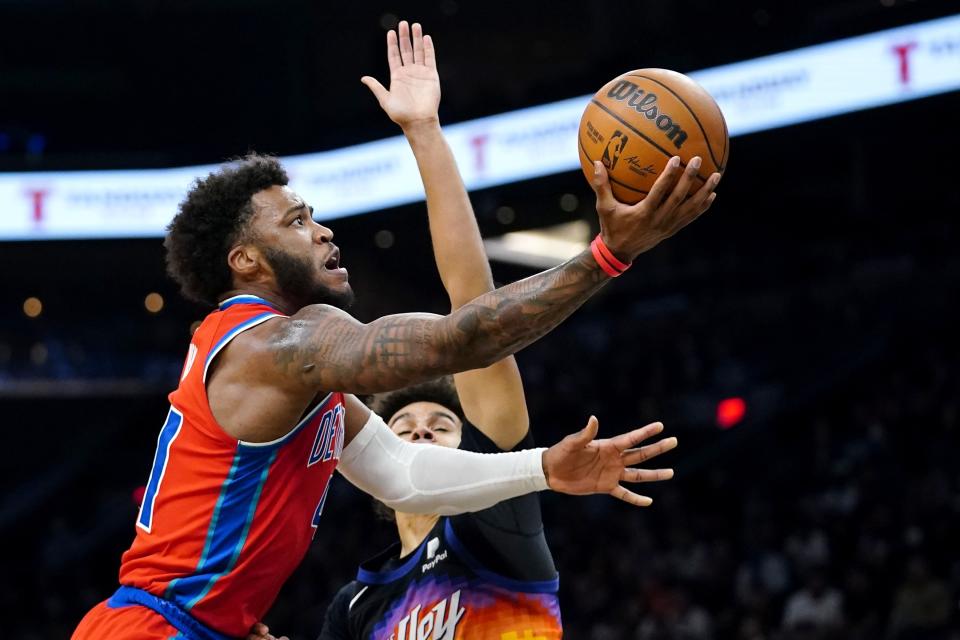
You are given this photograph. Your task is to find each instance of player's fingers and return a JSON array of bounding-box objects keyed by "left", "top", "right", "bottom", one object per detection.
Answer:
[
  {"left": 591, "top": 161, "right": 617, "bottom": 216},
  {"left": 662, "top": 156, "right": 702, "bottom": 213},
  {"left": 684, "top": 172, "right": 720, "bottom": 213},
  {"left": 697, "top": 191, "right": 718, "bottom": 215},
  {"left": 610, "top": 485, "right": 653, "bottom": 507},
  {"left": 608, "top": 421, "right": 663, "bottom": 452},
  {"left": 621, "top": 467, "right": 674, "bottom": 483},
  {"left": 665, "top": 173, "right": 720, "bottom": 235},
  {"left": 386, "top": 29, "right": 401, "bottom": 73},
  {"left": 398, "top": 20, "right": 413, "bottom": 65},
  {"left": 569, "top": 415, "right": 600, "bottom": 447},
  {"left": 622, "top": 436, "right": 678, "bottom": 466},
  {"left": 360, "top": 77, "right": 389, "bottom": 105},
  {"left": 412, "top": 22, "right": 425, "bottom": 65},
  {"left": 423, "top": 34, "right": 437, "bottom": 69},
  {"left": 639, "top": 156, "right": 682, "bottom": 213}
]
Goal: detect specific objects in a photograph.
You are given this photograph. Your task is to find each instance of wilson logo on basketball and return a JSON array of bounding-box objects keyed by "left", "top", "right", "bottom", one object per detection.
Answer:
[{"left": 606, "top": 80, "right": 689, "bottom": 149}]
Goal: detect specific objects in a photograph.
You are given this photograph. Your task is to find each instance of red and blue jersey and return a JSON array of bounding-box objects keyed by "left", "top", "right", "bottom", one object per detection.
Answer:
[{"left": 117, "top": 295, "right": 344, "bottom": 637}]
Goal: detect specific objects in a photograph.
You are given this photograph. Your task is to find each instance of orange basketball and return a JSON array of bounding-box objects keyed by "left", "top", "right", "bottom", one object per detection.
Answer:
[{"left": 578, "top": 68, "right": 729, "bottom": 204}]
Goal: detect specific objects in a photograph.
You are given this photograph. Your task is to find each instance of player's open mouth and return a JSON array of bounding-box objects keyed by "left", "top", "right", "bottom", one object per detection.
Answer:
[{"left": 323, "top": 248, "right": 348, "bottom": 276}]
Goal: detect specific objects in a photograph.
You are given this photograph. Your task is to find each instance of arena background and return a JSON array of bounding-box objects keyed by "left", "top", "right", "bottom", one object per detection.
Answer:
[{"left": 2, "top": 1, "right": 959, "bottom": 638}]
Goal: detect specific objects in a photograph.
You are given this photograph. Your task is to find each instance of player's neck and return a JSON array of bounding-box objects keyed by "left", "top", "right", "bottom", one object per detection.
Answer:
[
  {"left": 395, "top": 512, "right": 440, "bottom": 558},
  {"left": 219, "top": 286, "right": 295, "bottom": 315}
]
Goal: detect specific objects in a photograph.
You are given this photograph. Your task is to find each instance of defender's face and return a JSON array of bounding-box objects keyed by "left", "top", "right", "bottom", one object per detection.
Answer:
[
  {"left": 248, "top": 185, "right": 353, "bottom": 307},
  {"left": 388, "top": 401, "right": 463, "bottom": 449}
]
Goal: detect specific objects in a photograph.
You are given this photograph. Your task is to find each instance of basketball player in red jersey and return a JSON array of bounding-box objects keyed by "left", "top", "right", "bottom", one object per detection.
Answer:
[{"left": 73, "top": 20, "right": 719, "bottom": 640}]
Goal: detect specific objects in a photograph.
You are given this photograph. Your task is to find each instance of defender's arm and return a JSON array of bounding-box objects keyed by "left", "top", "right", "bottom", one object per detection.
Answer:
[{"left": 407, "top": 121, "right": 529, "bottom": 448}]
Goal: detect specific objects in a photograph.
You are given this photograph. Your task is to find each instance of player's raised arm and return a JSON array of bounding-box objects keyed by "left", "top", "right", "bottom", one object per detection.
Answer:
[
  {"left": 365, "top": 20, "right": 528, "bottom": 448},
  {"left": 262, "top": 21, "right": 719, "bottom": 398}
]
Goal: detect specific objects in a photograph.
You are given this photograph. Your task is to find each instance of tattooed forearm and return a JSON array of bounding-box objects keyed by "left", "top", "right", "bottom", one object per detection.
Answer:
[{"left": 272, "top": 249, "right": 609, "bottom": 394}]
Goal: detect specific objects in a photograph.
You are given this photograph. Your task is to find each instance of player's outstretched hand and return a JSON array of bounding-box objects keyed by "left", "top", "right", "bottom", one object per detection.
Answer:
[
  {"left": 361, "top": 19, "right": 440, "bottom": 130},
  {"left": 542, "top": 417, "right": 677, "bottom": 507},
  {"left": 245, "top": 622, "right": 289, "bottom": 640},
  {"left": 591, "top": 157, "right": 720, "bottom": 263}
]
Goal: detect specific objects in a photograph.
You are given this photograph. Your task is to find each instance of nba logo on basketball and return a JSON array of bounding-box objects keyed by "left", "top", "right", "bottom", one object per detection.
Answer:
[{"left": 602, "top": 130, "right": 628, "bottom": 170}]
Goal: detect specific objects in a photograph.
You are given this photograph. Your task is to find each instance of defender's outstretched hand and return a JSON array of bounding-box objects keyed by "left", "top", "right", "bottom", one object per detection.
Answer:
[
  {"left": 361, "top": 20, "right": 440, "bottom": 129},
  {"left": 592, "top": 157, "right": 720, "bottom": 263},
  {"left": 542, "top": 417, "right": 677, "bottom": 507}
]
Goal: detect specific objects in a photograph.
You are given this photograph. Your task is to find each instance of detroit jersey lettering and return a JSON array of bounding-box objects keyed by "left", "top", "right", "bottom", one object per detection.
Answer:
[{"left": 119, "top": 295, "right": 344, "bottom": 637}]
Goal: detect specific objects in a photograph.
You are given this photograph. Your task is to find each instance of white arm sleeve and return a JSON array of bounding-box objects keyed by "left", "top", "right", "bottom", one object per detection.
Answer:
[{"left": 337, "top": 411, "right": 549, "bottom": 515}]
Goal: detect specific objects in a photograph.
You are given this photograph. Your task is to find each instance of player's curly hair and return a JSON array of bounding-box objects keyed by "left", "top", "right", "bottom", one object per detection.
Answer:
[{"left": 164, "top": 153, "right": 289, "bottom": 306}]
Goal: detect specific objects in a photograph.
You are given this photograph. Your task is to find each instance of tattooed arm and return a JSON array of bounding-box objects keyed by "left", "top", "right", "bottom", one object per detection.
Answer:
[{"left": 272, "top": 249, "right": 607, "bottom": 395}]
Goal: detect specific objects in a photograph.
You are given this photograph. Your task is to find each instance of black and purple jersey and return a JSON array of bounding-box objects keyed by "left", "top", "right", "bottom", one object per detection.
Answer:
[{"left": 320, "top": 423, "right": 561, "bottom": 640}]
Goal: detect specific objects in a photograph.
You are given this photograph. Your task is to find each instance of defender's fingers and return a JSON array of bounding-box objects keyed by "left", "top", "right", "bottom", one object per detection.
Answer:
[
  {"left": 621, "top": 467, "right": 674, "bottom": 483},
  {"left": 398, "top": 20, "right": 413, "bottom": 65},
  {"left": 638, "top": 156, "right": 683, "bottom": 212},
  {"left": 423, "top": 34, "right": 437, "bottom": 68},
  {"left": 569, "top": 415, "right": 600, "bottom": 446},
  {"left": 622, "top": 436, "right": 678, "bottom": 466},
  {"left": 610, "top": 486, "right": 653, "bottom": 507},
  {"left": 360, "top": 76, "right": 389, "bottom": 105},
  {"left": 412, "top": 22, "right": 425, "bottom": 65},
  {"left": 386, "top": 30, "right": 401, "bottom": 73},
  {"left": 608, "top": 422, "right": 663, "bottom": 452}
]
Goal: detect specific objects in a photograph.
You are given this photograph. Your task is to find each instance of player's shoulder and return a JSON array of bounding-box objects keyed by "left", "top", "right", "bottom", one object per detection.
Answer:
[
  {"left": 332, "top": 579, "right": 364, "bottom": 604},
  {"left": 320, "top": 579, "right": 364, "bottom": 639}
]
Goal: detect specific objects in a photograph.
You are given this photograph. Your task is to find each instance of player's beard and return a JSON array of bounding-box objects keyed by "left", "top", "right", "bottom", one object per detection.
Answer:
[{"left": 263, "top": 247, "right": 355, "bottom": 311}]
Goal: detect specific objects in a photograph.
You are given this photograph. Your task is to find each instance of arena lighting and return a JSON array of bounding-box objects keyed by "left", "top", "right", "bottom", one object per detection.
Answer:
[
  {"left": 483, "top": 220, "right": 592, "bottom": 269},
  {"left": 144, "top": 292, "right": 164, "bottom": 314},
  {"left": 716, "top": 397, "right": 747, "bottom": 429},
  {"left": 22, "top": 297, "right": 42, "bottom": 318},
  {"left": 1, "top": 13, "right": 958, "bottom": 241}
]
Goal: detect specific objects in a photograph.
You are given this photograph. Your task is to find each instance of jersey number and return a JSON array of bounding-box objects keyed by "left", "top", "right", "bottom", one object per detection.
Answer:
[
  {"left": 136, "top": 406, "right": 184, "bottom": 533},
  {"left": 311, "top": 480, "right": 331, "bottom": 530}
]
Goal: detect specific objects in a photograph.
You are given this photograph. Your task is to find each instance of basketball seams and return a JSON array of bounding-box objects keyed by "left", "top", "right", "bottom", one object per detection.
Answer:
[
  {"left": 578, "top": 136, "right": 650, "bottom": 195},
  {"left": 588, "top": 99, "right": 707, "bottom": 184},
  {"left": 625, "top": 73, "right": 726, "bottom": 172}
]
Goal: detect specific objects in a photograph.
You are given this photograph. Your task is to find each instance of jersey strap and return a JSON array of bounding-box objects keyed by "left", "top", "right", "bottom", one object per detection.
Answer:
[
  {"left": 202, "top": 295, "right": 286, "bottom": 384},
  {"left": 107, "top": 586, "right": 231, "bottom": 640}
]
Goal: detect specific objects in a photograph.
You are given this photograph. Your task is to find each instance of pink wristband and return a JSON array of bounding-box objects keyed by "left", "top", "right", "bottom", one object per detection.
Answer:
[{"left": 590, "top": 235, "right": 631, "bottom": 277}]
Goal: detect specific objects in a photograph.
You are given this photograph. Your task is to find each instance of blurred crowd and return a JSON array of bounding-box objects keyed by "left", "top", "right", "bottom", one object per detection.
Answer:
[{"left": 2, "top": 209, "right": 958, "bottom": 639}]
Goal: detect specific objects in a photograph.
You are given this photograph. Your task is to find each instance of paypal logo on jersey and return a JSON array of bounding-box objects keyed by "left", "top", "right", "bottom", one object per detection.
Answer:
[{"left": 308, "top": 404, "right": 344, "bottom": 467}]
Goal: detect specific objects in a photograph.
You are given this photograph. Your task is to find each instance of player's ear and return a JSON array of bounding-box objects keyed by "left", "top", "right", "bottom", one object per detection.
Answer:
[{"left": 227, "top": 242, "right": 265, "bottom": 279}]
